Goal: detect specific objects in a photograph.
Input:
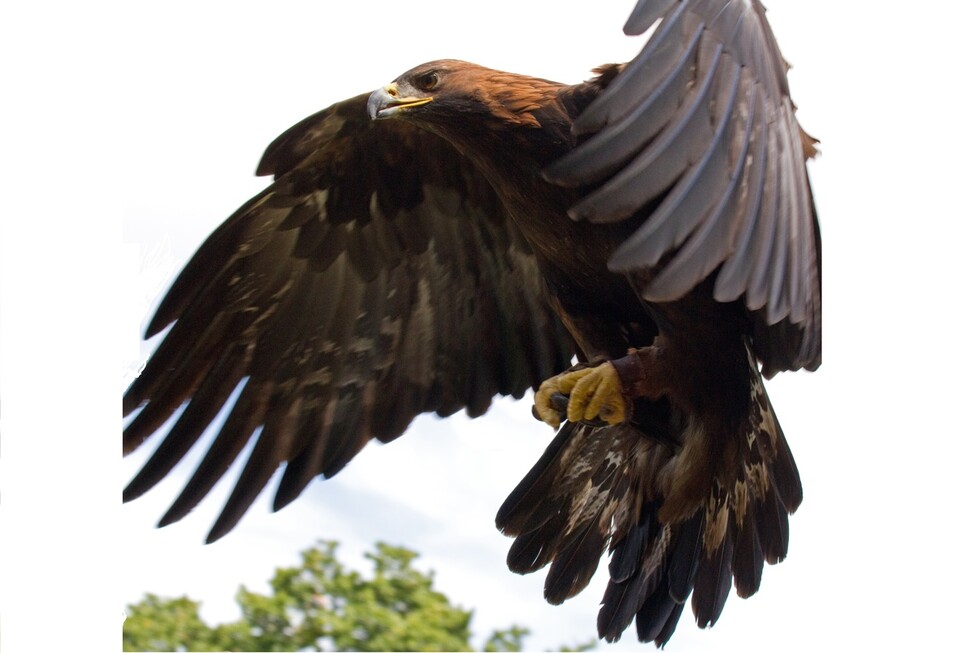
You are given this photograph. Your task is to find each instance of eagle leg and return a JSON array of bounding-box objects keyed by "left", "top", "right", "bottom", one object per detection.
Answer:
[{"left": 534, "top": 347, "right": 672, "bottom": 429}]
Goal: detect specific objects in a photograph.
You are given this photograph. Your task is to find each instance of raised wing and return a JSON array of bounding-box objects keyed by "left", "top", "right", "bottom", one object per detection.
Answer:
[
  {"left": 123, "top": 93, "right": 575, "bottom": 542},
  {"left": 546, "top": 0, "right": 820, "bottom": 376}
]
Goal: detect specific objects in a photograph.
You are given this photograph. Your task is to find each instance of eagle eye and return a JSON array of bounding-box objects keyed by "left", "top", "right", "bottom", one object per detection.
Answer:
[{"left": 414, "top": 71, "right": 439, "bottom": 92}]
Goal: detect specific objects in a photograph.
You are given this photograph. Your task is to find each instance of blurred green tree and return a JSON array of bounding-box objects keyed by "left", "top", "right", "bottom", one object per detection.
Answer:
[{"left": 123, "top": 540, "right": 593, "bottom": 652}]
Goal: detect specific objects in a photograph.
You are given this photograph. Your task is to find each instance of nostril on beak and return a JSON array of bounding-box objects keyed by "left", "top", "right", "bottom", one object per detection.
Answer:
[{"left": 386, "top": 83, "right": 398, "bottom": 97}]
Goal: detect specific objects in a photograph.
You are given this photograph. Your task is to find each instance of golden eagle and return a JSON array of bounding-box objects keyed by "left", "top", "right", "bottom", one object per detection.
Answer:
[{"left": 124, "top": 0, "right": 819, "bottom": 645}]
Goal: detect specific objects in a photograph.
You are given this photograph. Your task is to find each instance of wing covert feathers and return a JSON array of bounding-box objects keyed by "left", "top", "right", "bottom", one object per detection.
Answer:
[{"left": 124, "top": 94, "right": 574, "bottom": 542}]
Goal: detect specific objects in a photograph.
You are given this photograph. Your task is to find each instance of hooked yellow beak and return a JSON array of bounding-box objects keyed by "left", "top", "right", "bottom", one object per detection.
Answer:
[{"left": 368, "top": 82, "right": 434, "bottom": 119}]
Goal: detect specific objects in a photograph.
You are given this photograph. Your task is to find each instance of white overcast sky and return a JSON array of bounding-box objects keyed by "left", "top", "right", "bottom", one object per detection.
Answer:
[{"left": 2, "top": 1, "right": 970, "bottom": 651}]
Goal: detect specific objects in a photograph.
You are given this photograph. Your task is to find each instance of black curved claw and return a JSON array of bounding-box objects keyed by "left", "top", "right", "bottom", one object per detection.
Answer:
[{"left": 531, "top": 392, "right": 609, "bottom": 428}]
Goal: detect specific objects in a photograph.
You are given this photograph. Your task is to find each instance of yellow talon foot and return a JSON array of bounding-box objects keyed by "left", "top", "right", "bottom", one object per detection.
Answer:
[{"left": 534, "top": 363, "right": 627, "bottom": 429}]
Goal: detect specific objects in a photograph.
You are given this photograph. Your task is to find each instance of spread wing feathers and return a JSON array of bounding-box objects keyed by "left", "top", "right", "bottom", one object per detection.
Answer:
[
  {"left": 496, "top": 342, "right": 801, "bottom": 646},
  {"left": 123, "top": 93, "right": 575, "bottom": 543},
  {"left": 547, "top": 0, "right": 820, "bottom": 377}
]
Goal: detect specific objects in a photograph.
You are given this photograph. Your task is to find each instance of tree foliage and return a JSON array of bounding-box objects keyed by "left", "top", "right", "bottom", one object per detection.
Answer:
[{"left": 123, "top": 540, "right": 590, "bottom": 652}]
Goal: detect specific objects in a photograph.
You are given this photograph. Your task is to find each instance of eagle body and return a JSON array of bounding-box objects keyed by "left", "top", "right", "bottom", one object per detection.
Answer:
[
  {"left": 364, "top": 58, "right": 805, "bottom": 638},
  {"left": 384, "top": 64, "right": 657, "bottom": 357},
  {"left": 372, "top": 57, "right": 790, "bottom": 509},
  {"left": 126, "top": 1, "right": 819, "bottom": 646}
]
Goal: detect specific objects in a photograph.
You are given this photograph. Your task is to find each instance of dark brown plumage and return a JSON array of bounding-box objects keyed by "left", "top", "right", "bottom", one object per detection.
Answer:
[{"left": 125, "top": 0, "right": 819, "bottom": 646}]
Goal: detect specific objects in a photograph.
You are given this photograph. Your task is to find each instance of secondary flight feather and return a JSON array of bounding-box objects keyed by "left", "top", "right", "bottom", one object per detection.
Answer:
[{"left": 125, "top": 0, "right": 820, "bottom": 645}]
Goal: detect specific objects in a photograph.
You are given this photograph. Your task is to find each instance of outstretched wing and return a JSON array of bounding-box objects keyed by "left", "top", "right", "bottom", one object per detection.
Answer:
[
  {"left": 546, "top": 0, "right": 820, "bottom": 376},
  {"left": 124, "top": 93, "right": 575, "bottom": 543}
]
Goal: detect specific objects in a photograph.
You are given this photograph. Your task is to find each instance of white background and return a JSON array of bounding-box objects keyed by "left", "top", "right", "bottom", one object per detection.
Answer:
[{"left": 3, "top": 1, "right": 969, "bottom": 651}]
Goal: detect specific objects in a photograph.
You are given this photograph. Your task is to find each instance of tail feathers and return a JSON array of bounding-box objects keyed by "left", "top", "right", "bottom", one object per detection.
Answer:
[
  {"left": 666, "top": 511, "right": 702, "bottom": 603},
  {"left": 598, "top": 504, "right": 670, "bottom": 639},
  {"left": 496, "top": 364, "right": 801, "bottom": 646},
  {"left": 497, "top": 420, "right": 641, "bottom": 603},
  {"left": 691, "top": 514, "right": 736, "bottom": 628},
  {"left": 545, "top": 518, "right": 610, "bottom": 604},
  {"left": 599, "top": 513, "right": 701, "bottom": 645},
  {"left": 638, "top": 588, "right": 686, "bottom": 646}
]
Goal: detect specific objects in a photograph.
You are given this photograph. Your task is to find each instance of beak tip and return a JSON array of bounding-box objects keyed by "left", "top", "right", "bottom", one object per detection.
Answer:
[
  {"left": 367, "top": 89, "right": 384, "bottom": 120},
  {"left": 367, "top": 85, "right": 432, "bottom": 121}
]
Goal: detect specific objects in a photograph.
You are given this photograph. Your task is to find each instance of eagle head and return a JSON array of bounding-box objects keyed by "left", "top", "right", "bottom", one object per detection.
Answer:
[
  {"left": 368, "top": 60, "right": 562, "bottom": 130},
  {"left": 367, "top": 60, "right": 457, "bottom": 121}
]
